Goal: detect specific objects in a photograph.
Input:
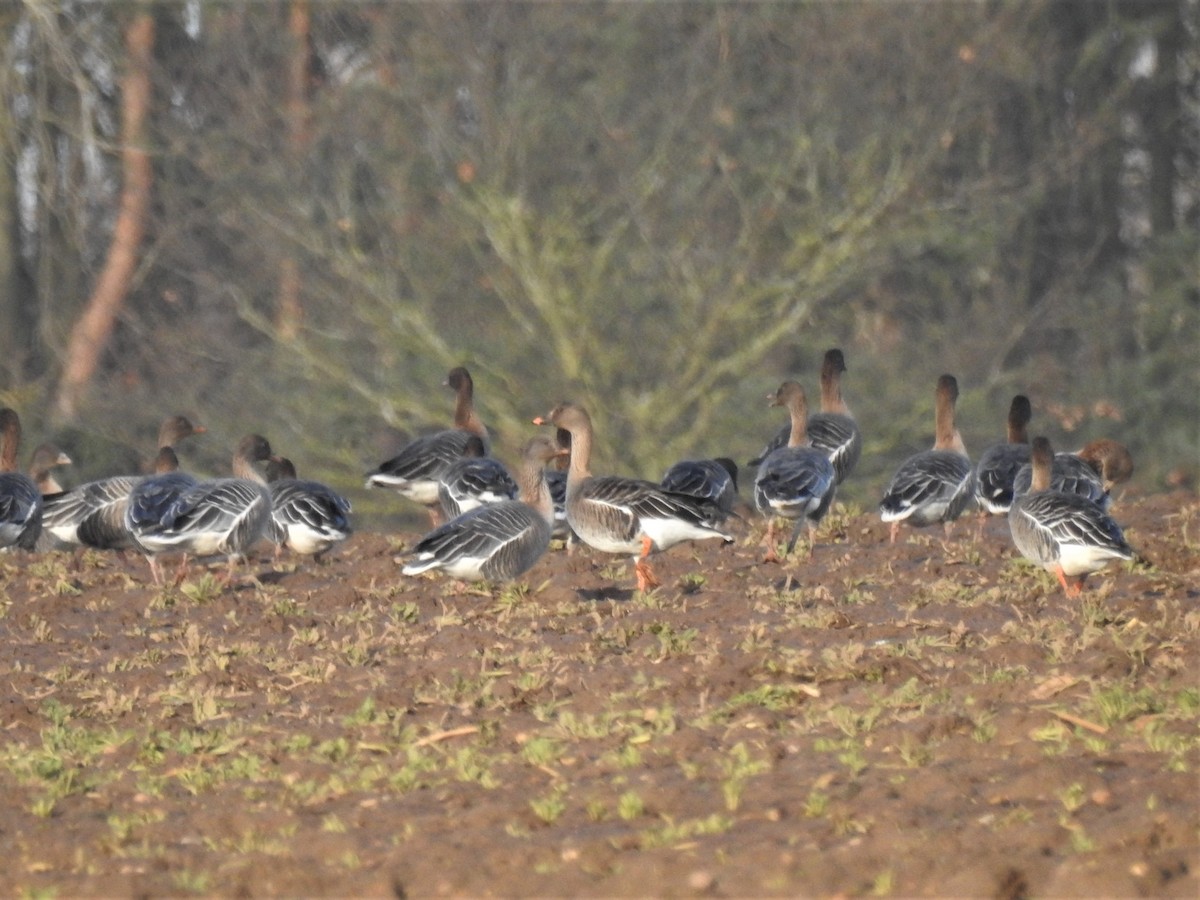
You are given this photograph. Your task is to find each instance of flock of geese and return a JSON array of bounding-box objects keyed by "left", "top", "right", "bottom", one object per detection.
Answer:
[{"left": 0, "top": 350, "right": 1136, "bottom": 597}]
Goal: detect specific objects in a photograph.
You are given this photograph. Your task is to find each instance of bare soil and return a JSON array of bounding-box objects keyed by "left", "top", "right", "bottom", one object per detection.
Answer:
[{"left": 0, "top": 491, "right": 1197, "bottom": 898}]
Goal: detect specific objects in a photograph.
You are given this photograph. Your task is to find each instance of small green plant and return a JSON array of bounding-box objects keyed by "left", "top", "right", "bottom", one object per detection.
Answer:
[
  {"left": 529, "top": 786, "right": 568, "bottom": 824},
  {"left": 617, "top": 790, "right": 645, "bottom": 820}
]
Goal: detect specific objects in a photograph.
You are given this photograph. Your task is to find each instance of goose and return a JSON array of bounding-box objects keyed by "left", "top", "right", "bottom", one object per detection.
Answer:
[
  {"left": 437, "top": 435, "right": 519, "bottom": 520},
  {"left": 1008, "top": 436, "right": 1134, "bottom": 596},
  {"left": 879, "top": 374, "right": 974, "bottom": 542},
  {"left": 534, "top": 403, "right": 733, "bottom": 591},
  {"left": 545, "top": 427, "right": 578, "bottom": 548},
  {"left": 1012, "top": 438, "right": 1133, "bottom": 511},
  {"left": 753, "top": 383, "right": 837, "bottom": 561},
  {"left": 364, "top": 367, "right": 491, "bottom": 524},
  {"left": 401, "top": 435, "right": 563, "bottom": 582},
  {"left": 264, "top": 456, "right": 353, "bottom": 560},
  {"left": 128, "top": 434, "right": 274, "bottom": 584},
  {"left": 29, "top": 444, "right": 73, "bottom": 495},
  {"left": 0, "top": 408, "right": 43, "bottom": 552},
  {"left": 660, "top": 457, "right": 740, "bottom": 525},
  {"left": 750, "top": 349, "right": 862, "bottom": 485},
  {"left": 39, "top": 415, "right": 206, "bottom": 552},
  {"left": 972, "top": 395, "right": 1033, "bottom": 516}
]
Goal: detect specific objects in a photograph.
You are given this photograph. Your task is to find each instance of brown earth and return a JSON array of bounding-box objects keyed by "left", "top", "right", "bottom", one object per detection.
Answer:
[{"left": 0, "top": 490, "right": 1197, "bottom": 898}]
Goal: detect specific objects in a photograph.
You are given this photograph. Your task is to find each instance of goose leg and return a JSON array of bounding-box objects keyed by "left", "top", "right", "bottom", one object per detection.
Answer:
[
  {"left": 762, "top": 519, "right": 781, "bottom": 563},
  {"left": 634, "top": 536, "right": 659, "bottom": 590},
  {"left": 889, "top": 521, "right": 900, "bottom": 544},
  {"left": 1055, "top": 565, "right": 1083, "bottom": 598}
]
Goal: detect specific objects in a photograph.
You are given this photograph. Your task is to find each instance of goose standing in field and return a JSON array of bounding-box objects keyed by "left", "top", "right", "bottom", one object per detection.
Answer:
[
  {"left": 436, "top": 435, "right": 519, "bottom": 520},
  {"left": 972, "top": 395, "right": 1033, "bottom": 517},
  {"left": 264, "top": 456, "right": 353, "bottom": 561},
  {"left": 401, "top": 435, "right": 563, "bottom": 582},
  {"left": 544, "top": 427, "right": 578, "bottom": 549},
  {"left": 128, "top": 434, "right": 274, "bottom": 584},
  {"left": 661, "top": 457, "right": 740, "bottom": 525},
  {"left": 364, "top": 367, "right": 491, "bottom": 525},
  {"left": 750, "top": 349, "right": 862, "bottom": 485},
  {"left": 879, "top": 374, "right": 974, "bottom": 542},
  {"left": 0, "top": 408, "right": 44, "bottom": 552},
  {"left": 535, "top": 403, "right": 733, "bottom": 591},
  {"left": 753, "top": 383, "right": 838, "bottom": 562},
  {"left": 1012, "top": 438, "right": 1133, "bottom": 511},
  {"left": 1008, "top": 436, "right": 1134, "bottom": 596},
  {"left": 38, "top": 415, "right": 206, "bottom": 552},
  {"left": 29, "top": 444, "right": 73, "bottom": 495}
]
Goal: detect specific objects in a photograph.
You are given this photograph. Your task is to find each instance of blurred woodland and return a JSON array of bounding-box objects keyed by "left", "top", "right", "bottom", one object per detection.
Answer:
[{"left": 0, "top": 1, "right": 1197, "bottom": 528}]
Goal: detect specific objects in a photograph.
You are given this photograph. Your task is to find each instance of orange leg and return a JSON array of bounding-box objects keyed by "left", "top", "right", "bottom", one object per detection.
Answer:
[
  {"left": 634, "top": 536, "right": 660, "bottom": 590},
  {"left": 889, "top": 521, "right": 900, "bottom": 544},
  {"left": 1055, "top": 565, "right": 1084, "bottom": 597},
  {"left": 762, "top": 519, "right": 781, "bottom": 563}
]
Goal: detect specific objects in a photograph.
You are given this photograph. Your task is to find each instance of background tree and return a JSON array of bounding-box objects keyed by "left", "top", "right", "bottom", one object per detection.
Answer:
[{"left": 1, "top": 1, "right": 1195, "bottom": 526}]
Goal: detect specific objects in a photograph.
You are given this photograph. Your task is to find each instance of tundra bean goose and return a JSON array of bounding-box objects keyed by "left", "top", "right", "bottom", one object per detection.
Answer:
[
  {"left": 402, "top": 435, "right": 563, "bottom": 582},
  {"left": 0, "top": 408, "right": 43, "bottom": 551},
  {"left": 1008, "top": 436, "right": 1134, "bottom": 596},
  {"left": 364, "top": 367, "right": 491, "bottom": 524},
  {"left": 753, "top": 383, "right": 837, "bottom": 561},
  {"left": 39, "top": 415, "right": 205, "bottom": 552},
  {"left": 128, "top": 434, "right": 274, "bottom": 584},
  {"left": 750, "top": 349, "right": 862, "bottom": 485},
  {"left": 879, "top": 374, "right": 974, "bottom": 542},
  {"left": 1012, "top": 439, "right": 1133, "bottom": 511},
  {"left": 535, "top": 403, "right": 732, "bottom": 591},
  {"left": 265, "top": 456, "right": 353, "bottom": 560}
]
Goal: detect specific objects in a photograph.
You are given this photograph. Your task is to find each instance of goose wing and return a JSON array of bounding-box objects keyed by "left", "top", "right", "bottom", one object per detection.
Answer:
[
  {"left": 808, "top": 413, "right": 862, "bottom": 484},
  {"left": 403, "top": 502, "right": 549, "bottom": 581},
  {"left": 880, "top": 451, "right": 973, "bottom": 522},
  {"left": 0, "top": 472, "right": 42, "bottom": 550}
]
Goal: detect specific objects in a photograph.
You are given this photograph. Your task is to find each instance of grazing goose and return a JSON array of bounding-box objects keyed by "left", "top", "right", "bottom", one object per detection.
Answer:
[
  {"left": 879, "top": 374, "right": 974, "bottom": 542},
  {"left": 0, "top": 408, "right": 43, "bottom": 552},
  {"left": 401, "top": 435, "right": 563, "bottom": 582},
  {"left": 39, "top": 415, "right": 206, "bottom": 552},
  {"left": 29, "top": 444, "right": 73, "bottom": 495},
  {"left": 972, "top": 395, "right": 1033, "bottom": 516},
  {"left": 364, "top": 367, "right": 491, "bottom": 524},
  {"left": 753, "top": 383, "right": 838, "bottom": 561},
  {"left": 437, "top": 435, "right": 519, "bottom": 520},
  {"left": 1008, "top": 436, "right": 1134, "bottom": 596},
  {"left": 1012, "top": 438, "right": 1134, "bottom": 511},
  {"left": 264, "top": 456, "right": 353, "bottom": 560},
  {"left": 535, "top": 403, "right": 733, "bottom": 591},
  {"left": 750, "top": 349, "right": 862, "bottom": 485},
  {"left": 129, "top": 434, "right": 274, "bottom": 584},
  {"left": 661, "top": 457, "right": 740, "bottom": 525}
]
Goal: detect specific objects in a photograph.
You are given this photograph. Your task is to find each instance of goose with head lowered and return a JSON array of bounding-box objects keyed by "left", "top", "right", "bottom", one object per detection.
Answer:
[
  {"left": 364, "top": 366, "right": 491, "bottom": 525},
  {"left": 402, "top": 435, "right": 563, "bottom": 583},
  {"left": 264, "top": 456, "right": 353, "bottom": 561},
  {"left": 879, "top": 374, "right": 974, "bottom": 542},
  {"left": 127, "top": 434, "right": 274, "bottom": 584},
  {"left": 753, "top": 382, "right": 837, "bottom": 562},
  {"left": 0, "top": 408, "right": 43, "bottom": 552},
  {"left": 661, "top": 457, "right": 740, "bottom": 526},
  {"left": 534, "top": 403, "right": 733, "bottom": 592},
  {"left": 39, "top": 414, "right": 206, "bottom": 552},
  {"left": 1012, "top": 438, "right": 1133, "bottom": 512},
  {"left": 1008, "top": 436, "right": 1135, "bottom": 596},
  {"left": 436, "top": 434, "right": 518, "bottom": 520}
]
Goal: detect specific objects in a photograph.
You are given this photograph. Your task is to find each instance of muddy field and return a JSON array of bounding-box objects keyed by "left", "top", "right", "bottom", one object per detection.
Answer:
[{"left": 0, "top": 489, "right": 1197, "bottom": 897}]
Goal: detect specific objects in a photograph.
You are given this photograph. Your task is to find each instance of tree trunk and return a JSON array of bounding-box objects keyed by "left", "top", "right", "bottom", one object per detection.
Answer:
[
  {"left": 276, "top": 0, "right": 313, "bottom": 342},
  {"left": 51, "top": 9, "right": 154, "bottom": 423}
]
